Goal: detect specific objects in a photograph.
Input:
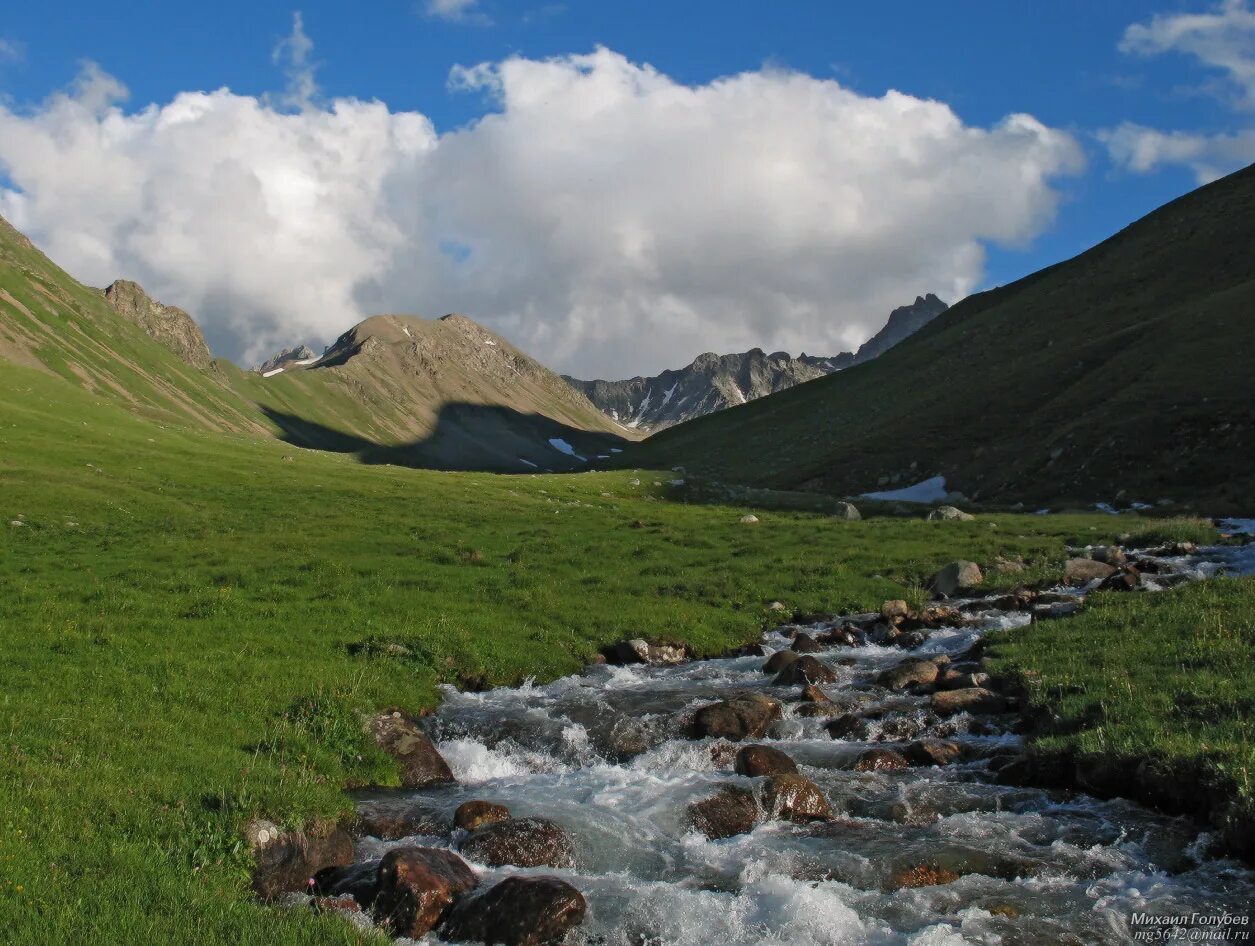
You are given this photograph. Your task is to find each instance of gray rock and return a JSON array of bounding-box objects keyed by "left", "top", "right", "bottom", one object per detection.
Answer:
[
  {"left": 927, "top": 505, "right": 975, "bottom": 522},
  {"left": 929, "top": 561, "right": 983, "bottom": 596}
]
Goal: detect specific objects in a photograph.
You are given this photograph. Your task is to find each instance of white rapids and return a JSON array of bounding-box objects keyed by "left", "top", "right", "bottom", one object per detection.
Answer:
[{"left": 346, "top": 542, "right": 1255, "bottom": 945}]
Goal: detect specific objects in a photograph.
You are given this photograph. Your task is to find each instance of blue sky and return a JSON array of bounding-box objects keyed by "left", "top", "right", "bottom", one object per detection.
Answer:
[{"left": 0, "top": 1, "right": 1250, "bottom": 374}]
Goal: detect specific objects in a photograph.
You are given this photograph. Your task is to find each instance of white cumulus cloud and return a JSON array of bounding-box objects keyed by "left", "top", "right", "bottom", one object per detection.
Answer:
[
  {"left": 0, "top": 45, "right": 1083, "bottom": 377},
  {"left": 1106, "top": 0, "right": 1255, "bottom": 184},
  {"left": 424, "top": 0, "right": 490, "bottom": 26}
]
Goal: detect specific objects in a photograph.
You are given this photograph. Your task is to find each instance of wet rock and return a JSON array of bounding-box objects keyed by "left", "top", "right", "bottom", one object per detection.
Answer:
[
  {"left": 832, "top": 501, "right": 861, "bottom": 520},
  {"left": 312, "top": 860, "right": 380, "bottom": 908},
  {"left": 937, "top": 669, "right": 990, "bottom": 691},
  {"left": 773, "top": 655, "right": 838, "bottom": 685},
  {"left": 854, "top": 748, "right": 910, "bottom": 771},
  {"left": 929, "top": 560, "right": 983, "bottom": 596},
  {"left": 825, "top": 713, "right": 869, "bottom": 739},
  {"left": 373, "top": 846, "right": 478, "bottom": 938},
  {"left": 443, "top": 875, "right": 587, "bottom": 946},
  {"left": 877, "top": 658, "right": 941, "bottom": 691},
  {"left": 888, "top": 863, "right": 962, "bottom": 888},
  {"left": 927, "top": 506, "right": 975, "bottom": 522},
  {"left": 454, "top": 800, "right": 511, "bottom": 831},
  {"left": 1100, "top": 568, "right": 1141, "bottom": 592},
  {"left": 723, "top": 641, "right": 767, "bottom": 658},
  {"left": 734, "top": 744, "right": 799, "bottom": 777},
  {"left": 368, "top": 711, "right": 455, "bottom": 789},
  {"left": 311, "top": 895, "right": 362, "bottom": 917},
  {"left": 794, "top": 702, "right": 845, "bottom": 718},
  {"left": 1090, "top": 545, "right": 1128, "bottom": 566},
  {"left": 687, "top": 785, "right": 760, "bottom": 839},
  {"left": 881, "top": 599, "right": 913, "bottom": 622},
  {"left": 252, "top": 825, "right": 354, "bottom": 900},
  {"left": 876, "top": 716, "right": 927, "bottom": 740},
  {"left": 354, "top": 798, "right": 447, "bottom": 840},
  {"left": 763, "top": 650, "right": 800, "bottom": 674},
  {"left": 691, "top": 694, "right": 783, "bottom": 741},
  {"left": 1063, "top": 558, "right": 1117, "bottom": 584},
  {"left": 761, "top": 774, "right": 833, "bottom": 822},
  {"left": 1033, "top": 601, "right": 1082, "bottom": 620},
  {"left": 1035, "top": 591, "right": 1081, "bottom": 606},
  {"left": 800, "top": 683, "right": 831, "bottom": 704},
  {"left": 460, "top": 817, "right": 575, "bottom": 869},
  {"left": 817, "top": 626, "right": 866, "bottom": 647},
  {"left": 905, "top": 739, "right": 963, "bottom": 767},
  {"left": 931, "top": 687, "right": 1008, "bottom": 716},
  {"left": 790, "top": 633, "right": 824, "bottom": 653},
  {"left": 601, "top": 638, "right": 690, "bottom": 665},
  {"left": 895, "top": 630, "right": 927, "bottom": 650}
]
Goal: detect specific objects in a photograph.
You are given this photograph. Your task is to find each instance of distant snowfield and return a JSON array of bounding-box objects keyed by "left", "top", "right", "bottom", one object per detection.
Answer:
[
  {"left": 861, "top": 475, "right": 947, "bottom": 503},
  {"left": 548, "top": 438, "right": 586, "bottom": 462},
  {"left": 261, "top": 367, "right": 284, "bottom": 378}
]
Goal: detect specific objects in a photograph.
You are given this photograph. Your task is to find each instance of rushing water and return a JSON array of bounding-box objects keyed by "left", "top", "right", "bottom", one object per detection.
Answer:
[{"left": 346, "top": 540, "right": 1255, "bottom": 945}]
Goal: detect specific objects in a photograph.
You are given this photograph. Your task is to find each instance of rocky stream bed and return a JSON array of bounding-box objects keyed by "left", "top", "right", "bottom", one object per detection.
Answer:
[{"left": 256, "top": 531, "right": 1255, "bottom": 945}]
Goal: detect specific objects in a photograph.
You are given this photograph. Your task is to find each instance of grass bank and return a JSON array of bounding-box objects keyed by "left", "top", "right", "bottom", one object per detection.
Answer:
[
  {"left": 0, "top": 363, "right": 1227, "bottom": 943},
  {"left": 987, "top": 578, "right": 1255, "bottom": 852}
]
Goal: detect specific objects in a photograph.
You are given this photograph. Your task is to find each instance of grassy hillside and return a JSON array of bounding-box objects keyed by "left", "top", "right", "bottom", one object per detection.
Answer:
[
  {"left": 625, "top": 163, "right": 1255, "bottom": 511},
  {"left": 0, "top": 214, "right": 626, "bottom": 473},
  {"left": 0, "top": 358, "right": 1144, "bottom": 944}
]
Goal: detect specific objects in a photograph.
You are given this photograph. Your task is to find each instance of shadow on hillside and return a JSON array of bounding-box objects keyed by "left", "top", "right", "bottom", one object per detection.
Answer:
[{"left": 260, "top": 402, "right": 629, "bottom": 474}]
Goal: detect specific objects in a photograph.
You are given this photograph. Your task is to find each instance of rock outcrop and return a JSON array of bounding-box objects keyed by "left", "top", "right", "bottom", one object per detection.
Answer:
[{"left": 102, "top": 280, "right": 212, "bottom": 367}]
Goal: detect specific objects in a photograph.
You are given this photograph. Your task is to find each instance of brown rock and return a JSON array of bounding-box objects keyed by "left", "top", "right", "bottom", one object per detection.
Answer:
[
  {"left": 734, "top": 745, "right": 799, "bottom": 777},
  {"left": 454, "top": 800, "right": 511, "bottom": 831},
  {"left": 773, "top": 655, "right": 838, "bottom": 685},
  {"left": 353, "top": 798, "right": 446, "bottom": 840},
  {"left": 929, "top": 560, "right": 983, "bottom": 596},
  {"left": 905, "top": 739, "right": 963, "bottom": 767},
  {"left": 252, "top": 825, "right": 354, "bottom": 900},
  {"left": 1090, "top": 545, "right": 1128, "bottom": 566},
  {"left": 460, "top": 817, "right": 574, "bottom": 869},
  {"left": 368, "top": 712, "right": 455, "bottom": 789},
  {"left": 877, "top": 658, "right": 941, "bottom": 690},
  {"left": 790, "top": 632, "right": 824, "bottom": 653},
  {"left": 854, "top": 748, "right": 909, "bottom": 771},
  {"left": 763, "top": 650, "right": 800, "bottom": 674},
  {"left": 800, "top": 683, "right": 831, "bottom": 704},
  {"left": 888, "top": 863, "right": 962, "bottom": 889},
  {"left": 443, "top": 875, "right": 587, "bottom": 946},
  {"left": 103, "top": 279, "right": 213, "bottom": 367},
  {"left": 312, "top": 860, "right": 380, "bottom": 908},
  {"left": 691, "top": 694, "right": 783, "bottom": 741},
  {"left": 825, "top": 714, "right": 869, "bottom": 740},
  {"left": 761, "top": 774, "right": 833, "bottom": 822},
  {"left": 373, "top": 846, "right": 479, "bottom": 938},
  {"left": 1063, "top": 558, "right": 1117, "bottom": 584},
  {"left": 937, "top": 669, "right": 990, "bottom": 691},
  {"left": 931, "top": 687, "right": 1008, "bottom": 716},
  {"left": 687, "top": 785, "right": 760, "bottom": 839},
  {"left": 881, "top": 599, "right": 913, "bottom": 621}
]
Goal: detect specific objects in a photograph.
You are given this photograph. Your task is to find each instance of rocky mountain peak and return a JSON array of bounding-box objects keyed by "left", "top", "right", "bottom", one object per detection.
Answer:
[
  {"left": 102, "top": 280, "right": 213, "bottom": 368},
  {"left": 255, "top": 344, "right": 318, "bottom": 374}
]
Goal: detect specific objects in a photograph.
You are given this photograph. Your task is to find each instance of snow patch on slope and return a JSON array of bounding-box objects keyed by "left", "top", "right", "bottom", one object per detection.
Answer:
[{"left": 861, "top": 475, "right": 948, "bottom": 503}]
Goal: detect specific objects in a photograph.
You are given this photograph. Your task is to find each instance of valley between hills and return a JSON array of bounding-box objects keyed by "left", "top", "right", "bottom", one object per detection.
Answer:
[{"left": 1, "top": 162, "right": 1253, "bottom": 944}]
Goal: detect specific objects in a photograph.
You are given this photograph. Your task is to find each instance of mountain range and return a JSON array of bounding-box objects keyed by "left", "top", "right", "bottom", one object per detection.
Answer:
[
  {"left": 0, "top": 217, "right": 624, "bottom": 473},
  {"left": 2, "top": 162, "right": 1253, "bottom": 508},
  {"left": 564, "top": 294, "right": 948, "bottom": 430}
]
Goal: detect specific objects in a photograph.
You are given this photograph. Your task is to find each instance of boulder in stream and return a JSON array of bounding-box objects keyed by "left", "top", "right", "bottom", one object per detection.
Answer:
[
  {"left": 690, "top": 694, "right": 783, "bottom": 741},
  {"left": 442, "top": 875, "right": 587, "bottom": 946},
  {"left": 931, "top": 687, "right": 1008, "bottom": 716},
  {"left": 790, "top": 632, "right": 824, "bottom": 653},
  {"left": 854, "top": 748, "right": 910, "bottom": 771},
  {"left": 251, "top": 824, "right": 354, "bottom": 900},
  {"left": 454, "top": 800, "right": 511, "bottom": 831},
  {"left": 877, "top": 658, "right": 941, "bottom": 690},
  {"left": 687, "top": 785, "right": 760, "bottom": 839},
  {"left": 825, "top": 713, "right": 869, "bottom": 740},
  {"left": 373, "top": 846, "right": 479, "bottom": 939},
  {"left": 312, "top": 860, "right": 380, "bottom": 908},
  {"left": 1063, "top": 558, "right": 1117, "bottom": 584},
  {"left": 773, "top": 655, "right": 838, "bottom": 685},
  {"left": 763, "top": 650, "right": 800, "bottom": 674},
  {"left": 905, "top": 739, "right": 963, "bottom": 767},
  {"left": 761, "top": 774, "right": 833, "bottom": 822},
  {"left": 368, "top": 711, "right": 455, "bottom": 789},
  {"left": 354, "top": 797, "right": 447, "bottom": 840},
  {"left": 734, "top": 744, "right": 799, "bottom": 777},
  {"left": 460, "top": 817, "right": 575, "bottom": 869},
  {"left": 601, "top": 638, "right": 690, "bottom": 666}
]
